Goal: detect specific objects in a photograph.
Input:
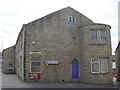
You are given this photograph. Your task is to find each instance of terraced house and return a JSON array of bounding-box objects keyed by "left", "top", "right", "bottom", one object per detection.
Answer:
[
  {"left": 2, "top": 7, "right": 112, "bottom": 84},
  {"left": 2, "top": 46, "right": 15, "bottom": 74}
]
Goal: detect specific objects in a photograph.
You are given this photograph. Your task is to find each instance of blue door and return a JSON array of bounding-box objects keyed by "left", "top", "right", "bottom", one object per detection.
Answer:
[{"left": 72, "top": 59, "right": 78, "bottom": 79}]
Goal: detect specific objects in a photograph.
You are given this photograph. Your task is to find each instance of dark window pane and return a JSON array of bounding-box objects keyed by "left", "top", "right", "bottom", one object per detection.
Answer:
[
  {"left": 31, "top": 62, "right": 40, "bottom": 66},
  {"left": 31, "top": 67, "right": 40, "bottom": 72},
  {"left": 32, "top": 56, "right": 41, "bottom": 60},
  {"left": 100, "top": 30, "right": 107, "bottom": 43},
  {"left": 90, "top": 30, "right": 98, "bottom": 43},
  {"left": 69, "top": 16, "right": 76, "bottom": 23}
]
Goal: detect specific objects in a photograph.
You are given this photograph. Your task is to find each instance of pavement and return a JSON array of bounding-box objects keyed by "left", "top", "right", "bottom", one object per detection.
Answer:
[
  {"left": 0, "top": 69, "right": 1, "bottom": 89},
  {"left": 0, "top": 69, "right": 119, "bottom": 88}
]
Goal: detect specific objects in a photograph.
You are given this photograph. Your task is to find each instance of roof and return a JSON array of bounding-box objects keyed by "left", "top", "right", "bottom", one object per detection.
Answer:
[
  {"left": 2, "top": 45, "right": 15, "bottom": 54},
  {"left": 115, "top": 41, "right": 120, "bottom": 51},
  {"left": 79, "top": 23, "right": 111, "bottom": 28}
]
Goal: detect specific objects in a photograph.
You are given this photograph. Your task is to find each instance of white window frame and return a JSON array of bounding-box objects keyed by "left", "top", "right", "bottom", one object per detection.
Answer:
[
  {"left": 30, "top": 61, "right": 41, "bottom": 73},
  {"left": 68, "top": 16, "right": 76, "bottom": 23},
  {"left": 91, "top": 58, "right": 109, "bottom": 74},
  {"left": 91, "top": 58, "right": 100, "bottom": 73},
  {"left": 100, "top": 58, "right": 108, "bottom": 73}
]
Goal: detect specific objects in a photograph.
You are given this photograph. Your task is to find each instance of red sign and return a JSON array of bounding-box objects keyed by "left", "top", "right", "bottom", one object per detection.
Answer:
[{"left": 29, "top": 73, "right": 40, "bottom": 79}]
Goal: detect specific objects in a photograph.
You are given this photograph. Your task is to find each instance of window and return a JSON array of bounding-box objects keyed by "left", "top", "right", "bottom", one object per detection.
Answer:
[
  {"left": 90, "top": 30, "right": 107, "bottom": 44},
  {"left": 68, "top": 16, "right": 76, "bottom": 23},
  {"left": 19, "top": 56, "right": 22, "bottom": 71},
  {"left": 91, "top": 58, "right": 108, "bottom": 73},
  {"left": 72, "top": 36, "right": 77, "bottom": 44},
  {"left": 8, "top": 69, "right": 13, "bottom": 72},
  {"left": 9, "top": 64, "right": 12, "bottom": 68},
  {"left": 21, "top": 34, "right": 23, "bottom": 50},
  {"left": 100, "top": 30, "right": 107, "bottom": 44},
  {"left": 31, "top": 56, "right": 41, "bottom": 61},
  {"left": 30, "top": 61, "right": 40, "bottom": 73},
  {"left": 101, "top": 58, "right": 108, "bottom": 73},
  {"left": 90, "top": 30, "right": 98, "bottom": 43},
  {"left": 21, "top": 43, "right": 22, "bottom": 50},
  {"left": 91, "top": 59, "right": 100, "bottom": 73}
]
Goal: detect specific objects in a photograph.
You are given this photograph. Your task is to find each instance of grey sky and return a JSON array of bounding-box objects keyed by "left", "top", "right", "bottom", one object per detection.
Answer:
[{"left": 0, "top": 0, "right": 119, "bottom": 54}]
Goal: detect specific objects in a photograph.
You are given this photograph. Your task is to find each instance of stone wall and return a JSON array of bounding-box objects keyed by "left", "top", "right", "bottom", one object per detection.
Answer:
[
  {"left": 115, "top": 42, "right": 120, "bottom": 81},
  {"left": 15, "top": 25, "right": 26, "bottom": 80},
  {"left": 79, "top": 24, "right": 112, "bottom": 84},
  {"left": 2, "top": 46, "right": 15, "bottom": 73},
  {"left": 23, "top": 7, "right": 93, "bottom": 82}
]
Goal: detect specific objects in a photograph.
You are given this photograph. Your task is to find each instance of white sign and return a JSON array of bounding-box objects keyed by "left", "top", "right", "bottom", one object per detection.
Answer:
[{"left": 45, "top": 60, "right": 59, "bottom": 64}]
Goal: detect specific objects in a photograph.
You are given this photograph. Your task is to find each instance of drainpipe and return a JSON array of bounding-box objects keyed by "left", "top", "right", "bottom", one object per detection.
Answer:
[{"left": 23, "top": 24, "right": 26, "bottom": 82}]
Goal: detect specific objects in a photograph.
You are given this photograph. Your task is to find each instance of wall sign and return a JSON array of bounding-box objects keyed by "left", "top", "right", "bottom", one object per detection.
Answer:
[
  {"left": 29, "top": 73, "right": 40, "bottom": 79},
  {"left": 29, "top": 52, "right": 41, "bottom": 55},
  {"left": 45, "top": 60, "right": 59, "bottom": 65},
  {"left": 45, "top": 64, "right": 49, "bottom": 67}
]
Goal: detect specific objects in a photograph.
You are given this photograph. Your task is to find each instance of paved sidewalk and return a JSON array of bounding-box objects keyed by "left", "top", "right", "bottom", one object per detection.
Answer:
[
  {"left": 1, "top": 72, "right": 119, "bottom": 88},
  {"left": 0, "top": 69, "right": 2, "bottom": 89}
]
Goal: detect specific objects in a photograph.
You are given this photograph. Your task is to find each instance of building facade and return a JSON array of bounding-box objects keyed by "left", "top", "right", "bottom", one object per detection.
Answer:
[
  {"left": 0, "top": 52, "right": 2, "bottom": 69},
  {"left": 115, "top": 42, "right": 120, "bottom": 82},
  {"left": 3, "top": 7, "right": 112, "bottom": 84},
  {"left": 117, "top": 1, "right": 120, "bottom": 82},
  {"left": 2, "top": 46, "right": 15, "bottom": 73}
]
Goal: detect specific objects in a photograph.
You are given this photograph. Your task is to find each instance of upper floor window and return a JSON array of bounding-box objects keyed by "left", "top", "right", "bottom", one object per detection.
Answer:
[
  {"left": 91, "top": 30, "right": 98, "bottom": 43},
  {"left": 9, "top": 63, "right": 13, "bottom": 68},
  {"left": 68, "top": 16, "right": 76, "bottom": 23},
  {"left": 90, "top": 30, "right": 107, "bottom": 44},
  {"left": 100, "top": 30, "right": 107, "bottom": 43},
  {"left": 21, "top": 34, "right": 23, "bottom": 50}
]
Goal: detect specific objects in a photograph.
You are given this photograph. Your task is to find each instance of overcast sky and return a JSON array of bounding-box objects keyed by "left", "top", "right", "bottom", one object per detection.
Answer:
[{"left": 0, "top": 0, "right": 119, "bottom": 54}]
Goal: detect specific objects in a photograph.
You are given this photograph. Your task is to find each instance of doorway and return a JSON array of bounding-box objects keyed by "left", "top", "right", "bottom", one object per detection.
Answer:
[{"left": 72, "top": 59, "right": 79, "bottom": 79}]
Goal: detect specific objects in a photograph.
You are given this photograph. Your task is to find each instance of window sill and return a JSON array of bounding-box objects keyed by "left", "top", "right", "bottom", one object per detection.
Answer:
[
  {"left": 91, "top": 72, "right": 109, "bottom": 75},
  {"left": 68, "top": 22, "right": 77, "bottom": 25},
  {"left": 30, "top": 72, "right": 41, "bottom": 73},
  {"left": 89, "top": 43, "right": 108, "bottom": 45}
]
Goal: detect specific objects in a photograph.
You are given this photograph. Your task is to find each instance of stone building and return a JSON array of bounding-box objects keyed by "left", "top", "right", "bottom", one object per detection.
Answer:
[
  {"left": 3, "top": 7, "right": 112, "bottom": 84},
  {"left": 0, "top": 52, "right": 2, "bottom": 69},
  {"left": 115, "top": 41, "right": 120, "bottom": 82},
  {"left": 2, "top": 46, "right": 15, "bottom": 73}
]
